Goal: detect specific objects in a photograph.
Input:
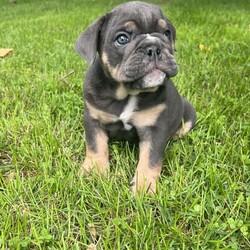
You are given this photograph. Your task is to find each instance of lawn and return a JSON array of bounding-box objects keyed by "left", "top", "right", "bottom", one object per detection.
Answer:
[{"left": 0, "top": 0, "right": 249, "bottom": 249}]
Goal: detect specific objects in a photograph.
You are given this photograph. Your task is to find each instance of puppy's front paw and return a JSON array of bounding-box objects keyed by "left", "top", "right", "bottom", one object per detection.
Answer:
[
  {"left": 79, "top": 157, "right": 94, "bottom": 176},
  {"left": 79, "top": 157, "right": 109, "bottom": 177},
  {"left": 130, "top": 173, "right": 157, "bottom": 195}
]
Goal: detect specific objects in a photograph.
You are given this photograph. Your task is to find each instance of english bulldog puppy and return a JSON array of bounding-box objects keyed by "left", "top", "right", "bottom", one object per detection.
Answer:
[{"left": 75, "top": 1, "right": 196, "bottom": 194}]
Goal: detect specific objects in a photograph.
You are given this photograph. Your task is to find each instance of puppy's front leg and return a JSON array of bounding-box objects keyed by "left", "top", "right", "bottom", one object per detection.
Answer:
[
  {"left": 131, "top": 126, "right": 170, "bottom": 194},
  {"left": 80, "top": 110, "right": 109, "bottom": 176},
  {"left": 131, "top": 139, "right": 163, "bottom": 194}
]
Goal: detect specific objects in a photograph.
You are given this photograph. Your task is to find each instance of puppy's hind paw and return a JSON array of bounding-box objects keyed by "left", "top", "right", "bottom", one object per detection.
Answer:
[{"left": 175, "top": 120, "right": 194, "bottom": 138}]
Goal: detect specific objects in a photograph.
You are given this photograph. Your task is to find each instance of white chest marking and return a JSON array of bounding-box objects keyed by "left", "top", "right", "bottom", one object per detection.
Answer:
[{"left": 119, "top": 96, "right": 138, "bottom": 130}]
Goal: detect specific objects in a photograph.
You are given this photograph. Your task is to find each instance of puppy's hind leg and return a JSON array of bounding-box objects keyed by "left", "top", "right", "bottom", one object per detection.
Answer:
[{"left": 175, "top": 98, "right": 196, "bottom": 137}]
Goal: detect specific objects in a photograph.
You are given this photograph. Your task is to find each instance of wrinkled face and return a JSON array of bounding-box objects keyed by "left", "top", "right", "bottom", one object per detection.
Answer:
[{"left": 99, "top": 2, "right": 178, "bottom": 90}]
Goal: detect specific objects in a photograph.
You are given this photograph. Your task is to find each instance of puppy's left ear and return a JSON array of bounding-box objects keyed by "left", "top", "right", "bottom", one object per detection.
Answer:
[
  {"left": 75, "top": 14, "right": 108, "bottom": 64},
  {"left": 169, "top": 21, "right": 177, "bottom": 52}
]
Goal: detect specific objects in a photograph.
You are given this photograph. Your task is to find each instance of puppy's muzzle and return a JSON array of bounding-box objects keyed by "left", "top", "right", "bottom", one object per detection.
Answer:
[
  {"left": 138, "top": 36, "right": 163, "bottom": 61},
  {"left": 146, "top": 45, "right": 162, "bottom": 61},
  {"left": 129, "top": 37, "right": 176, "bottom": 90}
]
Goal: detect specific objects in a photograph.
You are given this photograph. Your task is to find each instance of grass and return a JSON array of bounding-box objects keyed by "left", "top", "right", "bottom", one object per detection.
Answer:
[{"left": 0, "top": 0, "right": 249, "bottom": 249}]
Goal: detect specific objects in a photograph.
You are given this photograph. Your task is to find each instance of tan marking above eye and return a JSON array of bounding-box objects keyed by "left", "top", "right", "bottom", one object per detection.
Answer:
[
  {"left": 157, "top": 19, "right": 167, "bottom": 29},
  {"left": 124, "top": 21, "right": 137, "bottom": 33}
]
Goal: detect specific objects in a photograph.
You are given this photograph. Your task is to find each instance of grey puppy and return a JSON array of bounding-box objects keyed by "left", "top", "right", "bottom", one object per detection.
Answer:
[{"left": 75, "top": 1, "right": 196, "bottom": 194}]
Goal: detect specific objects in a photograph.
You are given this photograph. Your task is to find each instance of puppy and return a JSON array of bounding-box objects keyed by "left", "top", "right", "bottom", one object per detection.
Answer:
[{"left": 75, "top": 1, "right": 196, "bottom": 194}]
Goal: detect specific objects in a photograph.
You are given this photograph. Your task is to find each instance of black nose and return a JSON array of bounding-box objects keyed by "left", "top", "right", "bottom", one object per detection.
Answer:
[{"left": 146, "top": 45, "right": 162, "bottom": 60}]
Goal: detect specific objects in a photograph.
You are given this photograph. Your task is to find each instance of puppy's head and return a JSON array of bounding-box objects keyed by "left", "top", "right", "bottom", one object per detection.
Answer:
[{"left": 75, "top": 1, "right": 178, "bottom": 91}]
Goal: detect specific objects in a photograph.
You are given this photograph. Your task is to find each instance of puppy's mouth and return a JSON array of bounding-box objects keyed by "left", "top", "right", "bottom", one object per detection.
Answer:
[
  {"left": 142, "top": 68, "right": 166, "bottom": 87},
  {"left": 128, "top": 68, "right": 166, "bottom": 90}
]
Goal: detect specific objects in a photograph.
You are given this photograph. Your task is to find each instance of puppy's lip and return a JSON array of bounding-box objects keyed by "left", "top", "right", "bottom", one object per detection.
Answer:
[
  {"left": 146, "top": 68, "right": 165, "bottom": 78},
  {"left": 142, "top": 69, "right": 166, "bottom": 87},
  {"left": 138, "top": 68, "right": 165, "bottom": 82},
  {"left": 128, "top": 68, "right": 166, "bottom": 90}
]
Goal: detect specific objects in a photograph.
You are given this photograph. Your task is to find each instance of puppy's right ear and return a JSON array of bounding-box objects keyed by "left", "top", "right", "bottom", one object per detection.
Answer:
[{"left": 75, "top": 14, "right": 107, "bottom": 65}]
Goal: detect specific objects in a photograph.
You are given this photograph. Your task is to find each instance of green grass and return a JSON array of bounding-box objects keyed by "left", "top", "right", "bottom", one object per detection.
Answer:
[{"left": 0, "top": 0, "right": 249, "bottom": 249}]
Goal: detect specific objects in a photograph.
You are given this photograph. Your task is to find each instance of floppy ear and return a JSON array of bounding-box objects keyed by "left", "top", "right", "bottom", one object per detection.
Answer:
[
  {"left": 169, "top": 22, "right": 177, "bottom": 52},
  {"left": 75, "top": 15, "right": 107, "bottom": 64}
]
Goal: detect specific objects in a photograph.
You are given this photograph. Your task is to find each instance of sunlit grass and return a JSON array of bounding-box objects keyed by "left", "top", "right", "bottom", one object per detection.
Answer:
[{"left": 0, "top": 0, "right": 249, "bottom": 249}]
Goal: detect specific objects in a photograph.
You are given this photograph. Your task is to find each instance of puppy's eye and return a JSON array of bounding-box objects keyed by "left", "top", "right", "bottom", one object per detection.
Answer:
[
  {"left": 115, "top": 33, "right": 130, "bottom": 45},
  {"left": 164, "top": 30, "right": 171, "bottom": 39}
]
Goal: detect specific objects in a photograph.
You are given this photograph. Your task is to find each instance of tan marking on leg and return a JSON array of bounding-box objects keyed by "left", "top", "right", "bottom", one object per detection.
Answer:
[
  {"left": 80, "top": 130, "right": 109, "bottom": 176},
  {"left": 131, "top": 141, "right": 162, "bottom": 195},
  {"left": 131, "top": 103, "right": 166, "bottom": 128},
  {"left": 157, "top": 19, "right": 167, "bottom": 29},
  {"left": 175, "top": 120, "right": 193, "bottom": 137},
  {"left": 85, "top": 101, "right": 119, "bottom": 124}
]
